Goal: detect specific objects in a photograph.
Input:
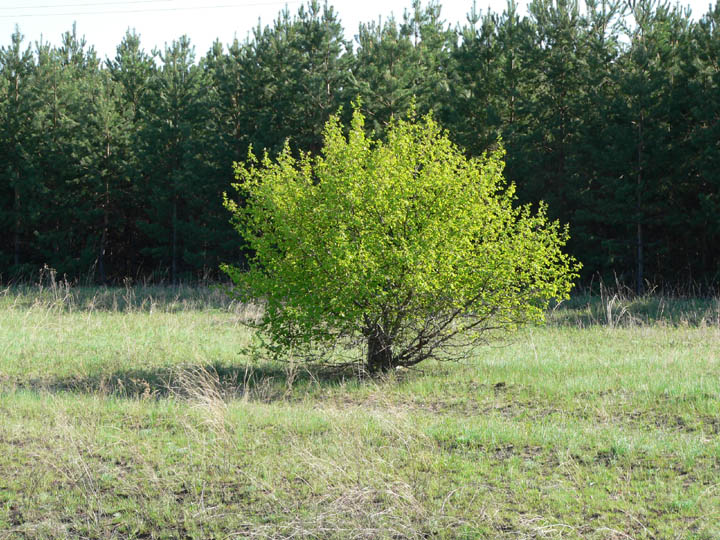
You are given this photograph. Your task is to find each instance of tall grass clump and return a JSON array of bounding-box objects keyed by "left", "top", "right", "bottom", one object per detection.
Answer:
[{"left": 549, "top": 281, "right": 720, "bottom": 328}]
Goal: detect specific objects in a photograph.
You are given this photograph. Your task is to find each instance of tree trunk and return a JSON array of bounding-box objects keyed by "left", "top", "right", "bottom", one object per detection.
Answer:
[
  {"left": 13, "top": 183, "right": 20, "bottom": 268},
  {"left": 636, "top": 118, "right": 644, "bottom": 296},
  {"left": 13, "top": 76, "right": 21, "bottom": 269},
  {"left": 366, "top": 323, "right": 394, "bottom": 373},
  {"left": 99, "top": 139, "right": 110, "bottom": 284},
  {"left": 172, "top": 195, "right": 178, "bottom": 285}
]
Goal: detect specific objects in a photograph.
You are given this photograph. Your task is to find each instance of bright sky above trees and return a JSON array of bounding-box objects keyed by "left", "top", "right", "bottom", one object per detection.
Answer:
[
  {"left": 0, "top": 0, "right": 506, "bottom": 60},
  {"left": 1, "top": 0, "right": 711, "bottom": 61}
]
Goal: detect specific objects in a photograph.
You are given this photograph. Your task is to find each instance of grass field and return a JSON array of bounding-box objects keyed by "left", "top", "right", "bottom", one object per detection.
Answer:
[{"left": 1, "top": 284, "right": 719, "bottom": 539}]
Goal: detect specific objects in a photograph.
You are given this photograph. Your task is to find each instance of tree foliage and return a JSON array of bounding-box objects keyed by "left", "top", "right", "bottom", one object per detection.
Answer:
[{"left": 223, "top": 108, "right": 579, "bottom": 371}]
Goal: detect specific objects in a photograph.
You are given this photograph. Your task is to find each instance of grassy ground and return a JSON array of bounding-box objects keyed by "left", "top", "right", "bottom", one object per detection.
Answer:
[{"left": 1, "top": 284, "right": 719, "bottom": 539}]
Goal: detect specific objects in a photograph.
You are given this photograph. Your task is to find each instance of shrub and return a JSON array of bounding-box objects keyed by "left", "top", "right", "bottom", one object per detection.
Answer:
[{"left": 223, "top": 108, "right": 580, "bottom": 372}]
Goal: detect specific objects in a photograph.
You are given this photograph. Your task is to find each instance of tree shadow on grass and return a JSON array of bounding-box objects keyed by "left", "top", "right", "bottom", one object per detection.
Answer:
[{"left": 6, "top": 361, "right": 368, "bottom": 402}]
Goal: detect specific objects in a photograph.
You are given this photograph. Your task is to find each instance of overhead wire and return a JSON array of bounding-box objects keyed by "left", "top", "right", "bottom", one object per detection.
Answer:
[
  {"left": 0, "top": 0, "right": 304, "bottom": 18},
  {"left": 0, "top": 0, "right": 174, "bottom": 10}
]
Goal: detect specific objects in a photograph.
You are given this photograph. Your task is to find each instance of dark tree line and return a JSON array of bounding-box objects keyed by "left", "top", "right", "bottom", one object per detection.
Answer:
[{"left": 1, "top": 0, "right": 718, "bottom": 289}]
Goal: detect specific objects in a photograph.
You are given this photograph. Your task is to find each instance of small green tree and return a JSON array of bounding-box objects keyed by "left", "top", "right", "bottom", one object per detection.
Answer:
[{"left": 223, "top": 108, "right": 579, "bottom": 373}]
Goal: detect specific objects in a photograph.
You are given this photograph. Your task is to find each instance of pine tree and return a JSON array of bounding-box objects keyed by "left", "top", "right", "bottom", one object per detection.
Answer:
[
  {"left": 197, "top": 40, "right": 253, "bottom": 274},
  {"left": 0, "top": 28, "right": 35, "bottom": 276},
  {"left": 284, "top": 1, "right": 352, "bottom": 153},
  {"left": 241, "top": 1, "right": 351, "bottom": 156},
  {"left": 612, "top": 0, "right": 685, "bottom": 290},
  {"left": 30, "top": 27, "right": 103, "bottom": 276},
  {"left": 511, "top": 0, "right": 590, "bottom": 215},
  {"left": 400, "top": 0, "right": 455, "bottom": 117},
  {"left": 447, "top": 4, "right": 504, "bottom": 155},
  {"left": 567, "top": 0, "right": 624, "bottom": 280},
  {"left": 106, "top": 31, "right": 156, "bottom": 277},
  {"left": 79, "top": 68, "right": 132, "bottom": 282},
  {"left": 138, "top": 36, "right": 207, "bottom": 282},
  {"left": 671, "top": 2, "right": 720, "bottom": 284},
  {"left": 351, "top": 14, "right": 416, "bottom": 135},
  {"left": 350, "top": 0, "right": 454, "bottom": 136}
]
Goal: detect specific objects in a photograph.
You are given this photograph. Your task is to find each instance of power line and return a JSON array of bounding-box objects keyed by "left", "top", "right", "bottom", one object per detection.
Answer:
[
  {"left": 0, "top": 0, "right": 173, "bottom": 10},
  {"left": 0, "top": 0, "right": 303, "bottom": 19}
]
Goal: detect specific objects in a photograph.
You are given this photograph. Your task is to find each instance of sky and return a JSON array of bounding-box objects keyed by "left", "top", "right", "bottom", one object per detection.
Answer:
[{"left": 0, "top": 0, "right": 713, "bottom": 61}]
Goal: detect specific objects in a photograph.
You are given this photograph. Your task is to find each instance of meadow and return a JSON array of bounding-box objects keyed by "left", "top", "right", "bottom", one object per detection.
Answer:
[{"left": 1, "top": 283, "right": 719, "bottom": 539}]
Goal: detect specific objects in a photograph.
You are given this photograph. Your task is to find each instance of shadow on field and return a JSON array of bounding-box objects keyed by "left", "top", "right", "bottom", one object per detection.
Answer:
[{"left": 10, "top": 361, "right": 363, "bottom": 402}]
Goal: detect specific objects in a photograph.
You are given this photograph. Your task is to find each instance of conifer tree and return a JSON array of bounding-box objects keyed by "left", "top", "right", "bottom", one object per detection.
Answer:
[
  {"left": 242, "top": 1, "right": 350, "bottom": 156},
  {"left": 680, "top": 2, "right": 720, "bottom": 281},
  {"left": 79, "top": 68, "right": 132, "bottom": 282},
  {"left": 448, "top": 4, "right": 504, "bottom": 155},
  {"left": 31, "top": 27, "right": 102, "bottom": 276},
  {"left": 138, "top": 36, "right": 207, "bottom": 282},
  {"left": 106, "top": 31, "right": 156, "bottom": 277},
  {"left": 351, "top": 15, "right": 416, "bottom": 134},
  {"left": 0, "top": 29, "right": 35, "bottom": 275},
  {"left": 567, "top": 0, "right": 624, "bottom": 278},
  {"left": 511, "top": 0, "right": 589, "bottom": 215},
  {"left": 612, "top": 0, "right": 684, "bottom": 290},
  {"left": 350, "top": 0, "right": 453, "bottom": 135}
]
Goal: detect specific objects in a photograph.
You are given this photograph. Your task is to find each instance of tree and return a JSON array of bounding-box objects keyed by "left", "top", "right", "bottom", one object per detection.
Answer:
[
  {"left": 80, "top": 68, "right": 130, "bottom": 283},
  {"left": 0, "top": 28, "right": 35, "bottom": 275},
  {"left": 610, "top": 0, "right": 685, "bottom": 291},
  {"left": 237, "top": 2, "right": 351, "bottom": 157},
  {"left": 223, "top": 107, "right": 579, "bottom": 373},
  {"left": 679, "top": 1, "right": 720, "bottom": 283},
  {"left": 138, "top": 36, "right": 207, "bottom": 283},
  {"left": 447, "top": 3, "right": 504, "bottom": 156},
  {"left": 563, "top": 0, "right": 624, "bottom": 281},
  {"left": 350, "top": 0, "right": 454, "bottom": 137},
  {"left": 30, "top": 27, "right": 104, "bottom": 277},
  {"left": 106, "top": 30, "right": 156, "bottom": 278}
]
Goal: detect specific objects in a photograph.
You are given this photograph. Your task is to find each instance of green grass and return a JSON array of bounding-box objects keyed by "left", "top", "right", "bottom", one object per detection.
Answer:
[{"left": 1, "top": 285, "right": 720, "bottom": 538}]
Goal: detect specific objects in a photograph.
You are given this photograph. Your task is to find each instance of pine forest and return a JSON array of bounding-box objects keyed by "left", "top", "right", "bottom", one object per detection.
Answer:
[{"left": 1, "top": 0, "right": 719, "bottom": 290}]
